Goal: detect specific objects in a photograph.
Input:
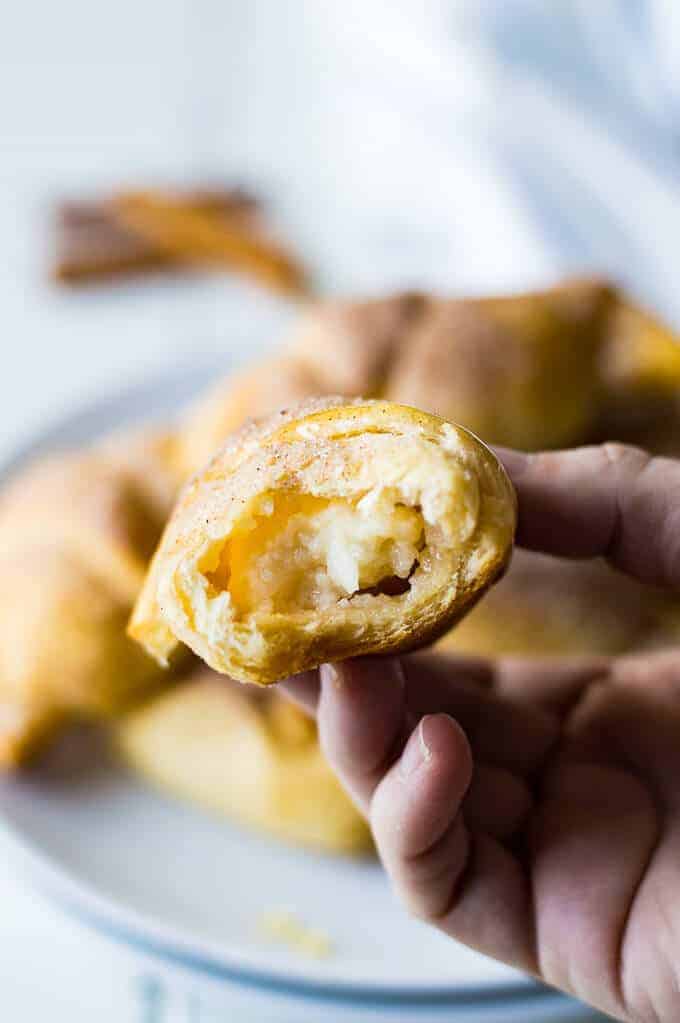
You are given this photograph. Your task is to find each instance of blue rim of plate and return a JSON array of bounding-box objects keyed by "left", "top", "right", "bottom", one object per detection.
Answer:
[
  {"left": 0, "top": 365, "right": 578, "bottom": 1015},
  {"left": 1, "top": 814, "right": 571, "bottom": 1014}
]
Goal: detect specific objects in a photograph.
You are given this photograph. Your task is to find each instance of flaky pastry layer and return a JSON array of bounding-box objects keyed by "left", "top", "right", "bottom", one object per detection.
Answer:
[
  {"left": 130, "top": 399, "right": 516, "bottom": 684},
  {"left": 0, "top": 432, "right": 182, "bottom": 768}
]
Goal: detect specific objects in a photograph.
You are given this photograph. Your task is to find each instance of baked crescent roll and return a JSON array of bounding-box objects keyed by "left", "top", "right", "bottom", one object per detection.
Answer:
[
  {"left": 439, "top": 550, "right": 662, "bottom": 658},
  {"left": 0, "top": 433, "right": 181, "bottom": 767},
  {"left": 597, "top": 298, "right": 680, "bottom": 449},
  {"left": 98, "top": 426, "right": 182, "bottom": 521},
  {"left": 280, "top": 280, "right": 614, "bottom": 450},
  {"left": 117, "top": 669, "right": 371, "bottom": 855},
  {"left": 602, "top": 299, "right": 680, "bottom": 397},
  {"left": 386, "top": 278, "right": 614, "bottom": 450},
  {"left": 0, "top": 449, "right": 164, "bottom": 603},
  {"left": 289, "top": 292, "right": 425, "bottom": 396},
  {"left": 130, "top": 399, "right": 516, "bottom": 684},
  {"left": 178, "top": 357, "right": 320, "bottom": 477},
  {"left": 0, "top": 545, "right": 163, "bottom": 765}
]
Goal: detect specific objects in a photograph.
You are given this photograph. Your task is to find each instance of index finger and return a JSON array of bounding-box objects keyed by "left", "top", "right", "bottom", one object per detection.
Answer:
[{"left": 498, "top": 443, "right": 680, "bottom": 590}]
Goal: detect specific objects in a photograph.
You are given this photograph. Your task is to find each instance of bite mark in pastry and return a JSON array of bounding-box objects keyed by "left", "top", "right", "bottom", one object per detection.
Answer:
[
  {"left": 117, "top": 670, "right": 371, "bottom": 855},
  {"left": 130, "top": 399, "right": 516, "bottom": 684}
]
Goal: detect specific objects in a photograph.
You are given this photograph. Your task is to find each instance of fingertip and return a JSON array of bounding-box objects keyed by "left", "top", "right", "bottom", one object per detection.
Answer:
[
  {"left": 399, "top": 714, "right": 472, "bottom": 785},
  {"left": 372, "top": 714, "right": 472, "bottom": 861},
  {"left": 421, "top": 713, "right": 472, "bottom": 776}
]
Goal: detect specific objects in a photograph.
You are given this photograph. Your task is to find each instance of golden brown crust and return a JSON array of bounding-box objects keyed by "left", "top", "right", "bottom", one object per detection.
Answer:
[
  {"left": 596, "top": 298, "right": 680, "bottom": 446},
  {"left": 0, "top": 434, "right": 180, "bottom": 768},
  {"left": 0, "top": 449, "right": 160, "bottom": 602},
  {"left": 175, "top": 278, "right": 618, "bottom": 487},
  {"left": 0, "top": 544, "right": 162, "bottom": 769},
  {"left": 289, "top": 292, "right": 425, "bottom": 396},
  {"left": 117, "top": 669, "right": 371, "bottom": 854},
  {"left": 386, "top": 278, "right": 614, "bottom": 449},
  {"left": 601, "top": 299, "right": 680, "bottom": 395},
  {"left": 97, "top": 426, "right": 182, "bottom": 520},
  {"left": 131, "top": 399, "right": 516, "bottom": 684},
  {"left": 277, "top": 279, "right": 615, "bottom": 450}
]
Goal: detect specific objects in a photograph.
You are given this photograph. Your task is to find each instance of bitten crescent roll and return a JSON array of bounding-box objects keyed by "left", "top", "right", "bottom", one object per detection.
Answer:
[
  {"left": 130, "top": 399, "right": 516, "bottom": 685},
  {"left": 117, "top": 669, "right": 371, "bottom": 855}
]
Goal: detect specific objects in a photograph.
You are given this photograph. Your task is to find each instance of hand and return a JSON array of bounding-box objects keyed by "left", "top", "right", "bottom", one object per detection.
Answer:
[{"left": 282, "top": 444, "right": 680, "bottom": 1023}]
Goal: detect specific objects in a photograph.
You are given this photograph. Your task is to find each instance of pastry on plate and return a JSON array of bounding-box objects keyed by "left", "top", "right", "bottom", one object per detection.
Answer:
[
  {"left": 0, "top": 433, "right": 180, "bottom": 767},
  {"left": 117, "top": 669, "right": 371, "bottom": 855},
  {"left": 130, "top": 399, "right": 516, "bottom": 684},
  {"left": 0, "top": 436, "right": 180, "bottom": 601},
  {"left": 98, "top": 426, "right": 182, "bottom": 520},
  {"left": 386, "top": 277, "right": 614, "bottom": 450},
  {"left": 282, "top": 278, "right": 613, "bottom": 449},
  {"left": 0, "top": 545, "right": 165, "bottom": 766},
  {"left": 439, "top": 549, "right": 663, "bottom": 658},
  {"left": 597, "top": 298, "right": 680, "bottom": 449},
  {"left": 177, "top": 277, "right": 615, "bottom": 480},
  {"left": 289, "top": 291, "right": 425, "bottom": 396}
]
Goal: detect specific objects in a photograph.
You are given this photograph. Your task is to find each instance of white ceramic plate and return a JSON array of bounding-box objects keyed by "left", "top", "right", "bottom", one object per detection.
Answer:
[{"left": 0, "top": 368, "right": 581, "bottom": 1017}]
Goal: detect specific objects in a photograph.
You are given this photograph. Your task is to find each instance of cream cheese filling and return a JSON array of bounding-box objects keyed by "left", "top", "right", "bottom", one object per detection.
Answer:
[
  {"left": 198, "top": 490, "right": 426, "bottom": 616},
  {"left": 185, "top": 457, "right": 480, "bottom": 637}
]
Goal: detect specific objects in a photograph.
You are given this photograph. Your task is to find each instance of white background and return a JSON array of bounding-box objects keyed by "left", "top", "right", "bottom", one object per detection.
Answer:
[{"left": 1, "top": 1, "right": 679, "bottom": 1019}]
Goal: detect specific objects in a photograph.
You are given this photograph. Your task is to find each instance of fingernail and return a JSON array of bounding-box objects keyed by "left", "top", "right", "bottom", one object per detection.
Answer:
[
  {"left": 320, "top": 663, "right": 343, "bottom": 690},
  {"left": 399, "top": 716, "right": 434, "bottom": 780}
]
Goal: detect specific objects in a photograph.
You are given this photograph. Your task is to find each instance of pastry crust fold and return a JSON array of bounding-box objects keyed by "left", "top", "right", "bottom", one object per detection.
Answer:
[
  {"left": 280, "top": 279, "right": 614, "bottom": 450},
  {"left": 117, "top": 670, "right": 371, "bottom": 855},
  {"left": 597, "top": 299, "right": 680, "bottom": 449},
  {"left": 130, "top": 399, "right": 516, "bottom": 684},
  {"left": 386, "top": 278, "right": 614, "bottom": 450},
  {"left": 0, "top": 433, "right": 181, "bottom": 767}
]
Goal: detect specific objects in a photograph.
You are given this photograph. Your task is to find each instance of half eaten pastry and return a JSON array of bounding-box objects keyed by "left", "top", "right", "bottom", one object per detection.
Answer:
[
  {"left": 117, "top": 669, "right": 371, "bottom": 855},
  {"left": 130, "top": 399, "right": 516, "bottom": 684}
]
